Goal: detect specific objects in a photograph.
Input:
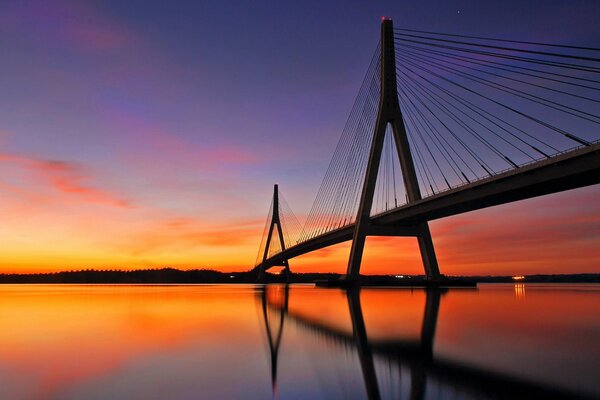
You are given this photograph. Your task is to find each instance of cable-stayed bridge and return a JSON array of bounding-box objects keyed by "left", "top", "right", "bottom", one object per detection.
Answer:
[{"left": 256, "top": 19, "right": 600, "bottom": 281}]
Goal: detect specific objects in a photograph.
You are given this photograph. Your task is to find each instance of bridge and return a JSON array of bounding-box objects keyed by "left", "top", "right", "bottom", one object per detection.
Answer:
[
  {"left": 258, "top": 286, "right": 594, "bottom": 399},
  {"left": 256, "top": 19, "right": 600, "bottom": 281}
]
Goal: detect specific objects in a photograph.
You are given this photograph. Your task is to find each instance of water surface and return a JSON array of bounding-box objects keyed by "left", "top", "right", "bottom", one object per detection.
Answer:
[{"left": 0, "top": 284, "right": 597, "bottom": 399}]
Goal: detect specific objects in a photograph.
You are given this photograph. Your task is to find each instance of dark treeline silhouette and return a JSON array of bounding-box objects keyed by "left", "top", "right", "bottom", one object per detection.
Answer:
[
  {"left": 0, "top": 268, "right": 597, "bottom": 284},
  {"left": 0, "top": 268, "right": 340, "bottom": 284},
  {"left": 0, "top": 268, "right": 231, "bottom": 284}
]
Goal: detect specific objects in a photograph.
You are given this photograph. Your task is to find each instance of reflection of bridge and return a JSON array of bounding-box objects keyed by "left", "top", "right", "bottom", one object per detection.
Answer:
[
  {"left": 258, "top": 286, "right": 594, "bottom": 399},
  {"left": 259, "top": 284, "right": 288, "bottom": 394},
  {"left": 255, "top": 19, "right": 600, "bottom": 280}
]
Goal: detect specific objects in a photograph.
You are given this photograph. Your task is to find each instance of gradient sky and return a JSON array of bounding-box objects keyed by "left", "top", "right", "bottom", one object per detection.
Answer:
[{"left": 0, "top": 0, "right": 598, "bottom": 274}]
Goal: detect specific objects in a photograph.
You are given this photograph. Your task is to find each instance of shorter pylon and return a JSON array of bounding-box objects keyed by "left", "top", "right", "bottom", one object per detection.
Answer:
[{"left": 257, "top": 184, "right": 291, "bottom": 282}]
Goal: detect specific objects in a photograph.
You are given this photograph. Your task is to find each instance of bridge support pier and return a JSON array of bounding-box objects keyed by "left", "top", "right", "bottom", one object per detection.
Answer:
[
  {"left": 346, "top": 18, "right": 441, "bottom": 281},
  {"left": 257, "top": 184, "right": 291, "bottom": 282},
  {"left": 415, "top": 223, "right": 441, "bottom": 279}
]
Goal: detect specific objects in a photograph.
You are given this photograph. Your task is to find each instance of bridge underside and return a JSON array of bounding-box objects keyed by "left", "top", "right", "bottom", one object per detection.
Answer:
[{"left": 258, "top": 143, "right": 600, "bottom": 272}]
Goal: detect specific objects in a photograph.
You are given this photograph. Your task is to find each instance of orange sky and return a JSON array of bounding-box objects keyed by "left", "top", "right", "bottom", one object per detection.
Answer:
[
  {"left": 282, "top": 185, "right": 600, "bottom": 276},
  {"left": 0, "top": 169, "right": 597, "bottom": 275}
]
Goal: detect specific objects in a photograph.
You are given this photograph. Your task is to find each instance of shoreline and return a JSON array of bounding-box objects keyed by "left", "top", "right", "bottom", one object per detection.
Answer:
[{"left": 0, "top": 268, "right": 598, "bottom": 284}]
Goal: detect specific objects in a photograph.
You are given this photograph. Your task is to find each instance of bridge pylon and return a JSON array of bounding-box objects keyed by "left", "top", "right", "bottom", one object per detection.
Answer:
[
  {"left": 258, "top": 285, "right": 289, "bottom": 395},
  {"left": 346, "top": 18, "right": 441, "bottom": 280},
  {"left": 257, "top": 184, "right": 291, "bottom": 282}
]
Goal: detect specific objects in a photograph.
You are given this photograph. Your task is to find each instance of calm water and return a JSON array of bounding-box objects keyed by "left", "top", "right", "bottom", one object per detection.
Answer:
[{"left": 0, "top": 284, "right": 598, "bottom": 399}]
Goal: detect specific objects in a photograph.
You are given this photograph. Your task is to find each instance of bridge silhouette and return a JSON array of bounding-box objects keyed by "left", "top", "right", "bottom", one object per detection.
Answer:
[
  {"left": 256, "top": 19, "right": 600, "bottom": 281},
  {"left": 258, "top": 285, "right": 595, "bottom": 399}
]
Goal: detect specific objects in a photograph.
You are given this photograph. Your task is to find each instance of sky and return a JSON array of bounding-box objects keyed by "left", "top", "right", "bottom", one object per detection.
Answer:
[{"left": 0, "top": 0, "right": 598, "bottom": 275}]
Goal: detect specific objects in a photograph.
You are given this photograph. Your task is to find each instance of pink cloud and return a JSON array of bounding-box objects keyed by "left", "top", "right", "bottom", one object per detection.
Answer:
[{"left": 0, "top": 152, "right": 133, "bottom": 208}]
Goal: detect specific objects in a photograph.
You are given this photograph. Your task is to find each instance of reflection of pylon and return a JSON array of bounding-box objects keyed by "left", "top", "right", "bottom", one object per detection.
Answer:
[
  {"left": 346, "top": 18, "right": 441, "bottom": 280},
  {"left": 346, "top": 287, "right": 442, "bottom": 400},
  {"left": 258, "top": 184, "right": 291, "bottom": 282},
  {"left": 260, "top": 285, "right": 443, "bottom": 399},
  {"left": 347, "top": 287, "right": 380, "bottom": 400},
  {"left": 260, "top": 285, "right": 289, "bottom": 397}
]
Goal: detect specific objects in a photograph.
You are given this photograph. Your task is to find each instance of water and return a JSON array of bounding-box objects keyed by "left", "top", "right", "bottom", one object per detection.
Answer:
[{"left": 0, "top": 284, "right": 598, "bottom": 399}]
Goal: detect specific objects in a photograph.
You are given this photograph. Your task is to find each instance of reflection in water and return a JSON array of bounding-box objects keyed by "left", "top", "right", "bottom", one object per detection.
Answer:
[
  {"left": 0, "top": 284, "right": 597, "bottom": 399},
  {"left": 514, "top": 283, "right": 526, "bottom": 299},
  {"left": 260, "top": 285, "right": 289, "bottom": 395},
  {"left": 0, "top": 285, "right": 273, "bottom": 400},
  {"left": 259, "top": 285, "right": 596, "bottom": 400}
]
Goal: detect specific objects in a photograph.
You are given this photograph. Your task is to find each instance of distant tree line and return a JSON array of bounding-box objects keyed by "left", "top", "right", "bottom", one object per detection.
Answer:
[
  {"left": 0, "top": 268, "right": 596, "bottom": 284},
  {"left": 0, "top": 268, "right": 244, "bottom": 284},
  {"left": 0, "top": 268, "right": 342, "bottom": 284}
]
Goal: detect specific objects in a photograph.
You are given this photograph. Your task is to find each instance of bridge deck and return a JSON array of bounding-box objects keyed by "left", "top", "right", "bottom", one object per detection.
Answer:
[{"left": 259, "top": 143, "right": 600, "bottom": 269}]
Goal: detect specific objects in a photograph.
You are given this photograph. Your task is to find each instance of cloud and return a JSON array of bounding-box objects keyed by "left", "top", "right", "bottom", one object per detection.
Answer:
[
  {"left": 0, "top": 151, "right": 133, "bottom": 208},
  {"left": 120, "top": 216, "right": 265, "bottom": 258},
  {"left": 161, "top": 216, "right": 261, "bottom": 247}
]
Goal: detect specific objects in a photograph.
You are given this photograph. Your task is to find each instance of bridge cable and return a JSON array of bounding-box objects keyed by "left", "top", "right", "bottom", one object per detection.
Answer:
[
  {"left": 397, "top": 85, "right": 466, "bottom": 187},
  {"left": 399, "top": 49, "right": 600, "bottom": 125},
  {"left": 303, "top": 46, "right": 379, "bottom": 239},
  {"left": 395, "top": 52, "right": 592, "bottom": 147},
  {"left": 397, "top": 42, "right": 600, "bottom": 99},
  {"left": 393, "top": 31, "right": 600, "bottom": 63},
  {"left": 400, "top": 103, "right": 444, "bottom": 194},
  {"left": 342, "top": 82, "right": 380, "bottom": 221},
  {"left": 398, "top": 56, "right": 546, "bottom": 170},
  {"left": 396, "top": 60, "right": 531, "bottom": 168},
  {"left": 301, "top": 43, "right": 381, "bottom": 240},
  {"left": 397, "top": 71, "right": 485, "bottom": 176},
  {"left": 396, "top": 63, "right": 499, "bottom": 174},
  {"left": 323, "top": 48, "right": 379, "bottom": 232},
  {"left": 255, "top": 198, "right": 274, "bottom": 266},
  {"left": 392, "top": 40, "right": 600, "bottom": 86},
  {"left": 393, "top": 27, "right": 600, "bottom": 52},
  {"left": 393, "top": 36, "right": 600, "bottom": 74},
  {"left": 401, "top": 45, "right": 600, "bottom": 104},
  {"left": 395, "top": 56, "right": 561, "bottom": 154},
  {"left": 397, "top": 56, "right": 550, "bottom": 161},
  {"left": 397, "top": 82, "right": 468, "bottom": 186}
]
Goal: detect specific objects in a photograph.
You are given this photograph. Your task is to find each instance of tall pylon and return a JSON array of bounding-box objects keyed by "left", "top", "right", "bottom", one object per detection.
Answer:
[
  {"left": 257, "top": 184, "right": 291, "bottom": 282},
  {"left": 346, "top": 18, "right": 441, "bottom": 280}
]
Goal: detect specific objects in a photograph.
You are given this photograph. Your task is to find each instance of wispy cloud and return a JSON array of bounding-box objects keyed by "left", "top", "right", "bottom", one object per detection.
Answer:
[
  {"left": 119, "top": 216, "right": 264, "bottom": 258},
  {"left": 0, "top": 152, "right": 133, "bottom": 208}
]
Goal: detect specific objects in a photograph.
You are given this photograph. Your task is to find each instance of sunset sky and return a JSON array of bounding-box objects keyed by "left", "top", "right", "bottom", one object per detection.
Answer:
[{"left": 0, "top": 0, "right": 598, "bottom": 275}]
